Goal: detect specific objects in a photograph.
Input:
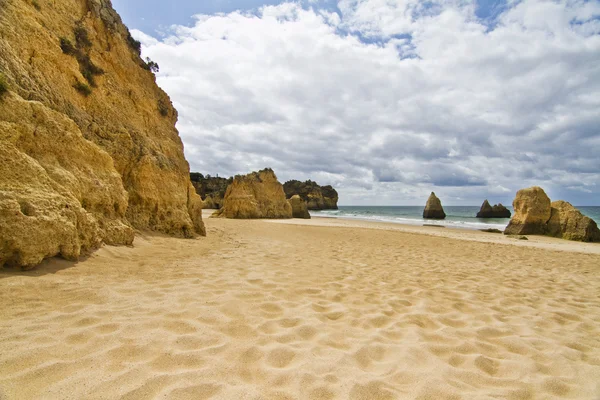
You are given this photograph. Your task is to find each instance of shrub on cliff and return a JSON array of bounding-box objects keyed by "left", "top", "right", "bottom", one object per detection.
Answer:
[
  {"left": 74, "top": 25, "right": 92, "bottom": 49},
  {"left": 0, "top": 73, "right": 8, "bottom": 96},
  {"left": 126, "top": 31, "right": 142, "bottom": 54},
  {"left": 60, "top": 37, "right": 76, "bottom": 55},
  {"left": 73, "top": 81, "right": 92, "bottom": 96},
  {"left": 144, "top": 57, "right": 160, "bottom": 73}
]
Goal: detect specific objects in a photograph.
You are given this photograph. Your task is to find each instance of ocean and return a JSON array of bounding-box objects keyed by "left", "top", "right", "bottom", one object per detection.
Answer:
[{"left": 311, "top": 206, "right": 600, "bottom": 231}]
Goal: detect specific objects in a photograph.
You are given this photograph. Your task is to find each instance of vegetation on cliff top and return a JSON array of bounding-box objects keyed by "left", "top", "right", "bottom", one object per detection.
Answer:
[{"left": 190, "top": 173, "right": 232, "bottom": 200}]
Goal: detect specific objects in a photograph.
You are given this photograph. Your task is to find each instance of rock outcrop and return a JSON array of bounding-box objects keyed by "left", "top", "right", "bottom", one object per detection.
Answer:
[
  {"left": 215, "top": 169, "right": 292, "bottom": 219},
  {"left": 476, "top": 200, "right": 511, "bottom": 218},
  {"left": 288, "top": 195, "right": 311, "bottom": 219},
  {"left": 190, "top": 173, "right": 232, "bottom": 209},
  {"left": 423, "top": 192, "right": 446, "bottom": 219},
  {"left": 0, "top": 0, "right": 204, "bottom": 269},
  {"left": 547, "top": 201, "right": 600, "bottom": 242},
  {"left": 283, "top": 180, "right": 338, "bottom": 210},
  {"left": 504, "top": 187, "right": 551, "bottom": 235},
  {"left": 504, "top": 187, "right": 599, "bottom": 242}
]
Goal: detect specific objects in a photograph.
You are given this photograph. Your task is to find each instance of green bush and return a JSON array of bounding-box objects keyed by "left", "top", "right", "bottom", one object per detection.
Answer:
[
  {"left": 144, "top": 57, "right": 160, "bottom": 73},
  {"left": 76, "top": 52, "right": 104, "bottom": 86},
  {"left": 60, "top": 37, "right": 76, "bottom": 55},
  {"left": 0, "top": 73, "right": 8, "bottom": 96},
  {"left": 126, "top": 31, "right": 141, "bottom": 54},
  {"left": 73, "top": 81, "right": 92, "bottom": 96},
  {"left": 74, "top": 25, "right": 92, "bottom": 49},
  {"left": 32, "top": 0, "right": 41, "bottom": 10}
]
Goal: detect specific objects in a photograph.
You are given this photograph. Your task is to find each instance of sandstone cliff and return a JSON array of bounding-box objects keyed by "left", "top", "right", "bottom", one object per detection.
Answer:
[
  {"left": 547, "top": 201, "right": 600, "bottom": 242},
  {"left": 0, "top": 0, "right": 204, "bottom": 269},
  {"left": 504, "top": 187, "right": 599, "bottom": 242},
  {"left": 423, "top": 192, "right": 446, "bottom": 219},
  {"left": 215, "top": 169, "right": 292, "bottom": 219},
  {"left": 504, "top": 187, "right": 551, "bottom": 235},
  {"left": 190, "top": 173, "right": 231, "bottom": 210},
  {"left": 283, "top": 180, "right": 339, "bottom": 210},
  {"left": 288, "top": 195, "right": 311, "bottom": 219}
]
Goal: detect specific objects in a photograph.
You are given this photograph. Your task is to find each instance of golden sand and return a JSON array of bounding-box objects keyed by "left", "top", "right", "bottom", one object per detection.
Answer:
[{"left": 1, "top": 212, "right": 599, "bottom": 399}]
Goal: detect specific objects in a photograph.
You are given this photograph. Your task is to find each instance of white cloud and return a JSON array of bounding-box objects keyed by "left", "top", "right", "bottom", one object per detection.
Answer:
[{"left": 133, "top": 0, "right": 600, "bottom": 205}]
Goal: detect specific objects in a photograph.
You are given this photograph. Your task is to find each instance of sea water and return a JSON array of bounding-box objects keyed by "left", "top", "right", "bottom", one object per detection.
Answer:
[{"left": 311, "top": 206, "right": 600, "bottom": 231}]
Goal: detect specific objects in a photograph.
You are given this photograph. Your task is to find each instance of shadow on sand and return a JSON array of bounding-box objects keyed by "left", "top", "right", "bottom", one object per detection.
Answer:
[{"left": 0, "top": 254, "right": 92, "bottom": 279}]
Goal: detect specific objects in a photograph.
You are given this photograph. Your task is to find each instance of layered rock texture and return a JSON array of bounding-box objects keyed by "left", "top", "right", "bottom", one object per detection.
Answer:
[
  {"left": 215, "top": 169, "right": 292, "bottom": 219},
  {"left": 547, "top": 201, "right": 600, "bottom": 242},
  {"left": 504, "top": 187, "right": 600, "bottom": 242},
  {"left": 288, "top": 195, "right": 311, "bottom": 219},
  {"left": 504, "top": 187, "right": 552, "bottom": 235},
  {"left": 283, "top": 180, "right": 338, "bottom": 210},
  {"left": 423, "top": 192, "right": 446, "bottom": 219},
  {"left": 476, "top": 200, "right": 511, "bottom": 218},
  {"left": 0, "top": 0, "right": 204, "bottom": 269},
  {"left": 190, "top": 173, "right": 232, "bottom": 209}
]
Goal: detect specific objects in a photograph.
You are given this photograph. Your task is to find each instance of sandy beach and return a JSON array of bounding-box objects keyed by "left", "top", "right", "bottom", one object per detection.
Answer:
[{"left": 1, "top": 212, "right": 600, "bottom": 400}]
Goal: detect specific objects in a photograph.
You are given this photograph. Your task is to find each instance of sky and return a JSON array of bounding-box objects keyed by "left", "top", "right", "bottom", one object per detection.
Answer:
[{"left": 111, "top": 0, "right": 600, "bottom": 206}]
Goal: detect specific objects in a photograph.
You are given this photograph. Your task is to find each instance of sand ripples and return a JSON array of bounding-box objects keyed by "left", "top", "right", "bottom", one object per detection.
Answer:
[{"left": 1, "top": 220, "right": 600, "bottom": 399}]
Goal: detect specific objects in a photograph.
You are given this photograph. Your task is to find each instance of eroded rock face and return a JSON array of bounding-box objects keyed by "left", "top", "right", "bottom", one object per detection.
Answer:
[
  {"left": 215, "top": 169, "right": 292, "bottom": 219},
  {"left": 0, "top": 0, "right": 204, "bottom": 269},
  {"left": 504, "top": 187, "right": 551, "bottom": 235},
  {"left": 547, "top": 201, "right": 600, "bottom": 242},
  {"left": 288, "top": 195, "right": 310, "bottom": 219},
  {"left": 476, "top": 200, "right": 511, "bottom": 218},
  {"left": 423, "top": 192, "right": 446, "bottom": 219},
  {"left": 283, "top": 180, "right": 338, "bottom": 210}
]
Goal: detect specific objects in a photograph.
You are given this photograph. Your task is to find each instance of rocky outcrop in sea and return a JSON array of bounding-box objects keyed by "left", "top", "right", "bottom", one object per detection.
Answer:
[
  {"left": 476, "top": 200, "right": 511, "bottom": 218},
  {"left": 283, "top": 180, "right": 338, "bottom": 210},
  {"left": 423, "top": 192, "right": 446, "bottom": 219}
]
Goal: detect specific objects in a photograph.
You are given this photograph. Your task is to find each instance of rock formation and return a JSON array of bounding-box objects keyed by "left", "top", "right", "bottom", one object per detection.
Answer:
[
  {"left": 0, "top": 0, "right": 204, "bottom": 269},
  {"left": 283, "top": 180, "right": 338, "bottom": 210},
  {"left": 504, "top": 187, "right": 551, "bottom": 235},
  {"left": 215, "top": 169, "right": 292, "bottom": 219},
  {"left": 547, "top": 201, "right": 600, "bottom": 242},
  {"left": 504, "top": 187, "right": 600, "bottom": 242},
  {"left": 190, "top": 173, "right": 232, "bottom": 209},
  {"left": 288, "top": 195, "right": 311, "bottom": 219},
  {"left": 476, "top": 200, "right": 511, "bottom": 218},
  {"left": 423, "top": 192, "right": 446, "bottom": 219}
]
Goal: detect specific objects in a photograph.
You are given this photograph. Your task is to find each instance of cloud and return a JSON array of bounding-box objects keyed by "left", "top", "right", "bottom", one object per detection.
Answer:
[{"left": 132, "top": 0, "right": 600, "bottom": 205}]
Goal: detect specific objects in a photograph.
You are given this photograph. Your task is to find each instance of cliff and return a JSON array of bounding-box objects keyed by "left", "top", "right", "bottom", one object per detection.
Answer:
[
  {"left": 215, "top": 168, "right": 292, "bottom": 219},
  {"left": 283, "top": 180, "right": 339, "bottom": 210},
  {"left": 190, "top": 173, "right": 232, "bottom": 209},
  {"left": 0, "top": 0, "right": 204, "bottom": 269}
]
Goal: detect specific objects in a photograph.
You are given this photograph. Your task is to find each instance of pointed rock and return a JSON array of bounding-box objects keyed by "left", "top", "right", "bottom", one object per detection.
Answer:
[{"left": 423, "top": 192, "right": 446, "bottom": 219}]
